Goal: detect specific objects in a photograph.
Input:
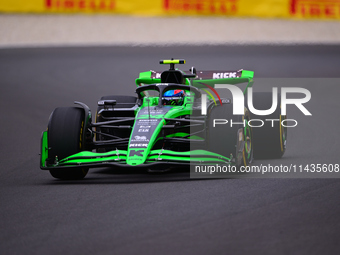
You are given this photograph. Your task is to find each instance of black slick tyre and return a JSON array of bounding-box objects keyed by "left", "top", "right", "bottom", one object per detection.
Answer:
[
  {"left": 248, "top": 92, "right": 287, "bottom": 159},
  {"left": 208, "top": 103, "right": 253, "bottom": 168},
  {"left": 48, "top": 107, "right": 88, "bottom": 180}
]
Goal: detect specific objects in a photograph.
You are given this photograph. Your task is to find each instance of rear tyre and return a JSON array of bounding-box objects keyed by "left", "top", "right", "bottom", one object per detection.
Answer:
[
  {"left": 48, "top": 107, "right": 88, "bottom": 180},
  {"left": 248, "top": 92, "right": 287, "bottom": 159},
  {"left": 208, "top": 103, "right": 253, "bottom": 168}
]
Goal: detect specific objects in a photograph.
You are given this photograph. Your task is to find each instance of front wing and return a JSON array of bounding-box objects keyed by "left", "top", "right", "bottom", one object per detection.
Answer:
[{"left": 40, "top": 131, "right": 231, "bottom": 170}]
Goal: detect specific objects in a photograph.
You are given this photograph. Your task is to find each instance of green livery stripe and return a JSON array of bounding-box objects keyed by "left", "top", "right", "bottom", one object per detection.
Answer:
[
  {"left": 60, "top": 156, "right": 127, "bottom": 165},
  {"left": 49, "top": 149, "right": 230, "bottom": 167},
  {"left": 40, "top": 131, "right": 48, "bottom": 167},
  {"left": 165, "top": 132, "right": 203, "bottom": 140},
  {"left": 147, "top": 155, "right": 227, "bottom": 162},
  {"left": 165, "top": 132, "right": 189, "bottom": 138},
  {"left": 149, "top": 149, "right": 228, "bottom": 158},
  {"left": 59, "top": 150, "right": 128, "bottom": 161},
  {"left": 135, "top": 71, "right": 160, "bottom": 86},
  {"left": 241, "top": 70, "right": 254, "bottom": 79}
]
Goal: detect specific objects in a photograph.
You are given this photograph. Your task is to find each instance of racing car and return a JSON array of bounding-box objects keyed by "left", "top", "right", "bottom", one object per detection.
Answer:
[{"left": 40, "top": 59, "right": 287, "bottom": 179}]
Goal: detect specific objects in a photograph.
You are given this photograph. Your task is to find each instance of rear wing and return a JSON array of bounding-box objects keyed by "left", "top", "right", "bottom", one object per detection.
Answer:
[{"left": 135, "top": 69, "right": 254, "bottom": 94}]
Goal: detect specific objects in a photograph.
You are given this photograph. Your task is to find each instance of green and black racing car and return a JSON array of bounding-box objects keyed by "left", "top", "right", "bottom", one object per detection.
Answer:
[{"left": 40, "top": 59, "right": 287, "bottom": 179}]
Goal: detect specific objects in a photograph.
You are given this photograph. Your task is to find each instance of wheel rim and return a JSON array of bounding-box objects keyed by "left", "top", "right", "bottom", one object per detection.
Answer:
[
  {"left": 242, "top": 119, "right": 253, "bottom": 166},
  {"left": 279, "top": 114, "right": 287, "bottom": 153}
]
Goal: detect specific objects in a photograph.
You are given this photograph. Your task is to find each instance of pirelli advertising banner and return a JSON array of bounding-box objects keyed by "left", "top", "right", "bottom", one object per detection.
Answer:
[{"left": 0, "top": 0, "right": 340, "bottom": 20}]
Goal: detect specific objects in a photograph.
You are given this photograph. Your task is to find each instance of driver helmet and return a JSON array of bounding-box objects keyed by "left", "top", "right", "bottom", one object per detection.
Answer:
[{"left": 162, "top": 89, "right": 185, "bottom": 106}]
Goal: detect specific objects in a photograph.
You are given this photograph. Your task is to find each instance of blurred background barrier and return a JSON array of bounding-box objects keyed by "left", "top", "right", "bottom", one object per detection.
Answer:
[{"left": 0, "top": 0, "right": 340, "bottom": 20}]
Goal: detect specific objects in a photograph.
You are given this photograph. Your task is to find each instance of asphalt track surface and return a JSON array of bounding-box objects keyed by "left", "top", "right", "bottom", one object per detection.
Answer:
[{"left": 1, "top": 45, "right": 340, "bottom": 255}]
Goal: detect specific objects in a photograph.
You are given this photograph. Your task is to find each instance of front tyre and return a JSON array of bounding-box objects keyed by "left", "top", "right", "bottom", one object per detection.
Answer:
[
  {"left": 48, "top": 107, "right": 88, "bottom": 180},
  {"left": 208, "top": 103, "right": 253, "bottom": 168}
]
